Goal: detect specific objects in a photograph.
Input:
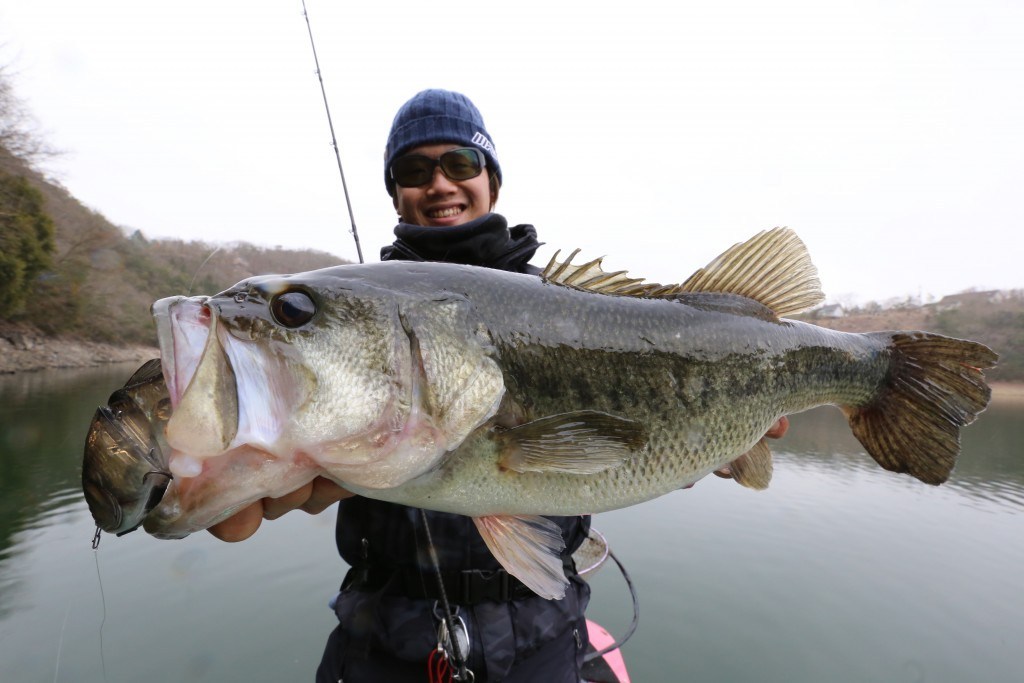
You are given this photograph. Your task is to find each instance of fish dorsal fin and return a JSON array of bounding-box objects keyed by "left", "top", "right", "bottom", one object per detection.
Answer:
[
  {"left": 675, "top": 227, "right": 824, "bottom": 316},
  {"left": 541, "top": 249, "right": 664, "bottom": 296},
  {"left": 541, "top": 227, "right": 825, "bottom": 316}
]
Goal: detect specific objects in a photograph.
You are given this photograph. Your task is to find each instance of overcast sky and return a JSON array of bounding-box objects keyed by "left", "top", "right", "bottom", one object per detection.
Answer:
[{"left": 2, "top": 0, "right": 1022, "bottom": 304}]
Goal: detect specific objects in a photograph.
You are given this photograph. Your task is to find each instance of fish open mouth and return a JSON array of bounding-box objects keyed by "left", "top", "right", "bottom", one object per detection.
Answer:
[
  {"left": 152, "top": 295, "right": 240, "bottom": 471},
  {"left": 153, "top": 296, "right": 211, "bottom": 409}
]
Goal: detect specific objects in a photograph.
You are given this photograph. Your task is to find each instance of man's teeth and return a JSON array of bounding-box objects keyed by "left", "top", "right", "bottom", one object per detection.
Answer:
[{"left": 430, "top": 207, "right": 463, "bottom": 218}]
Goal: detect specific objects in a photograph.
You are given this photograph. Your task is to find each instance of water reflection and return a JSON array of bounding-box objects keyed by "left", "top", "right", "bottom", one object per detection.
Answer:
[
  {"left": 0, "top": 365, "right": 139, "bottom": 617},
  {"left": 782, "top": 401, "right": 1024, "bottom": 512}
]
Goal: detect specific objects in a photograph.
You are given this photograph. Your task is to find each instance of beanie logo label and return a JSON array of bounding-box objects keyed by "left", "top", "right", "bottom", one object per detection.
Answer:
[{"left": 471, "top": 132, "right": 496, "bottom": 155}]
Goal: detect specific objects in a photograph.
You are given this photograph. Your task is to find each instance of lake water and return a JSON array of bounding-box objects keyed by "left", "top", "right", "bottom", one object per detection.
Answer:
[{"left": 1, "top": 364, "right": 1021, "bottom": 682}]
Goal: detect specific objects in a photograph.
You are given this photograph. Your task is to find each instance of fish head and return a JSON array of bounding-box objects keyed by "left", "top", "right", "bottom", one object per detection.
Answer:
[
  {"left": 153, "top": 265, "right": 506, "bottom": 490},
  {"left": 82, "top": 364, "right": 172, "bottom": 536}
]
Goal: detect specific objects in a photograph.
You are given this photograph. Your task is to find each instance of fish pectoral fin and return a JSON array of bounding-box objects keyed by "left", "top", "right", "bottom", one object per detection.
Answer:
[
  {"left": 473, "top": 514, "right": 568, "bottom": 600},
  {"left": 727, "top": 438, "right": 773, "bottom": 490},
  {"left": 495, "top": 411, "right": 647, "bottom": 475}
]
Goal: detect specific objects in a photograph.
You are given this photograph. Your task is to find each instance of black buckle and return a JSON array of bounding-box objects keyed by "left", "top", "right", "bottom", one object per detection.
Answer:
[{"left": 458, "top": 569, "right": 514, "bottom": 603}]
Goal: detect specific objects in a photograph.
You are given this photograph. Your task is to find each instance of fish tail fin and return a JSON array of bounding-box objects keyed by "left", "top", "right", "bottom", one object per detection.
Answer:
[{"left": 844, "top": 332, "right": 997, "bottom": 485}]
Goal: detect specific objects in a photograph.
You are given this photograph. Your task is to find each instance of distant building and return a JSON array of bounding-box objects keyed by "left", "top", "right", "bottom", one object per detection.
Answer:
[
  {"left": 934, "top": 290, "right": 1003, "bottom": 311},
  {"left": 814, "top": 304, "right": 845, "bottom": 319}
]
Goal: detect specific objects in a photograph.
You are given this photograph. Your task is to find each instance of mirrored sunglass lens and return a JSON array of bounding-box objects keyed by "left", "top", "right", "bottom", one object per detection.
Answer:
[{"left": 439, "top": 149, "right": 483, "bottom": 180}]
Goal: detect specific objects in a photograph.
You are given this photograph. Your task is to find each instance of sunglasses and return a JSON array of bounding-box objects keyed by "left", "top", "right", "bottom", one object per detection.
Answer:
[{"left": 390, "top": 148, "right": 486, "bottom": 188}]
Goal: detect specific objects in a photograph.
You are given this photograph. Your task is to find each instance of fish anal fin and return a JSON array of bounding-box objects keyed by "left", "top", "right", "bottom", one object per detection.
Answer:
[
  {"left": 495, "top": 411, "right": 647, "bottom": 475},
  {"left": 473, "top": 514, "right": 567, "bottom": 600},
  {"left": 846, "top": 331, "right": 997, "bottom": 485},
  {"left": 727, "top": 438, "right": 774, "bottom": 490}
]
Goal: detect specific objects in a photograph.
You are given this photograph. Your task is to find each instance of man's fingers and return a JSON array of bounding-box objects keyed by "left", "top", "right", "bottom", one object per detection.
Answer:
[
  {"left": 208, "top": 501, "right": 264, "bottom": 542},
  {"left": 301, "top": 478, "right": 355, "bottom": 514},
  {"left": 263, "top": 482, "right": 314, "bottom": 520},
  {"left": 765, "top": 416, "right": 790, "bottom": 439}
]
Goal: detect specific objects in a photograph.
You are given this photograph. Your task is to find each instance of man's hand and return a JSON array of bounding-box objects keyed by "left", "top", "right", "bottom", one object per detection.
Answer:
[{"left": 207, "top": 477, "right": 355, "bottom": 542}]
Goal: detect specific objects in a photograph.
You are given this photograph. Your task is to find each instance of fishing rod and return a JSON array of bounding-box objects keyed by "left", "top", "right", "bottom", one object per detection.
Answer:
[{"left": 300, "top": 0, "right": 364, "bottom": 264}]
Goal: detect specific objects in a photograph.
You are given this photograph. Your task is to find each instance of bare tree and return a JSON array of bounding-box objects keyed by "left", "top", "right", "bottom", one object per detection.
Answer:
[{"left": 0, "top": 63, "right": 57, "bottom": 172}]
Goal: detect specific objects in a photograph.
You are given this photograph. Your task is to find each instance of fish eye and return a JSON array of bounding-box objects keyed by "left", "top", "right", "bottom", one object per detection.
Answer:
[{"left": 270, "top": 290, "right": 316, "bottom": 328}]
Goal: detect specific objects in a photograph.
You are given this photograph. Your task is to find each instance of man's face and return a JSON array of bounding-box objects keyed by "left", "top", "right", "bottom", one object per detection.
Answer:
[{"left": 392, "top": 143, "right": 496, "bottom": 227}]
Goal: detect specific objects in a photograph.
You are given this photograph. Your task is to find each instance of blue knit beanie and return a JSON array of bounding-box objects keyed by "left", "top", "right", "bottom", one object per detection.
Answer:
[{"left": 384, "top": 89, "right": 501, "bottom": 196}]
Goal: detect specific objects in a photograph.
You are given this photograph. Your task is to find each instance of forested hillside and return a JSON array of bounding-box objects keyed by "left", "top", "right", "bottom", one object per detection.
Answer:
[
  {"left": 0, "top": 66, "right": 346, "bottom": 346},
  {"left": 798, "top": 291, "right": 1024, "bottom": 382},
  {"left": 0, "top": 152, "right": 345, "bottom": 344}
]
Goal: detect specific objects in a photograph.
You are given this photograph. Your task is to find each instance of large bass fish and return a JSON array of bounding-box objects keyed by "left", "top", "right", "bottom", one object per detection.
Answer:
[{"left": 82, "top": 228, "right": 996, "bottom": 599}]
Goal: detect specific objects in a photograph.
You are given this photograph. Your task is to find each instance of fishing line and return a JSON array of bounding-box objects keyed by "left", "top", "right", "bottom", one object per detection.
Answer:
[
  {"left": 300, "top": 0, "right": 364, "bottom": 264},
  {"left": 92, "top": 541, "right": 110, "bottom": 682},
  {"left": 187, "top": 246, "right": 221, "bottom": 296},
  {"left": 53, "top": 603, "right": 71, "bottom": 683},
  {"left": 582, "top": 546, "right": 640, "bottom": 663}
]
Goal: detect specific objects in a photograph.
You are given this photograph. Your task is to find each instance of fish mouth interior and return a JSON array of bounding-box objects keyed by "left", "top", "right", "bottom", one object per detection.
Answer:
[{"left": 153, "top": 296, "right": 212, "bottom": 408}]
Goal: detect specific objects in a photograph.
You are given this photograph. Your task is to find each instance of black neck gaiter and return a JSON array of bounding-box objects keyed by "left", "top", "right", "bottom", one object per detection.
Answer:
[{"left": 380, "top": 213, "right": 542, "bottom": 273}]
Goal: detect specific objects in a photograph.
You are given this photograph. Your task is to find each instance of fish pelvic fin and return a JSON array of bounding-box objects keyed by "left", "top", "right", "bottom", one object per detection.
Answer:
[
  {"left": 494, "top": 411, "right": 647, "bottom": 475},
  {"left": 845, "top": 332, "right": 998, "bottom": 485},
  {"left": 541, "top": 227, "right": 824, "bottom": 316},
  {"left": 726, "top": 438, "right": 774, "bottom": 490},
  {"left": 473, "top": 515, "right": 568, "bottom": 600}
]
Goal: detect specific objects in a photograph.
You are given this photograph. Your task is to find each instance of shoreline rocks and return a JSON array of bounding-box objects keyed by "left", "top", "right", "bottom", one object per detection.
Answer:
[{"left": 0, "top": 322, "right": 157, "bottom": 374}]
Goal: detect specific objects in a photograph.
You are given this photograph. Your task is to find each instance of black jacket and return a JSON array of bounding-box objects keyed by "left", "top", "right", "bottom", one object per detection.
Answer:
[{"left": 330, "top": 213, "right": 591, "bottom": 681}]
